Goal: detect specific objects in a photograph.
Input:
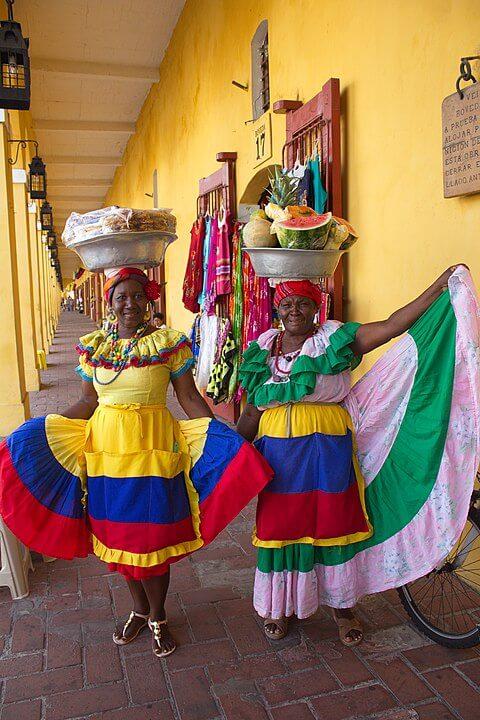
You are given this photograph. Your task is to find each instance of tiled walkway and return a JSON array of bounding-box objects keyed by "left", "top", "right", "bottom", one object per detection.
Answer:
[{"left": 1, "top": 312, "right": 480, "bottom": 720}]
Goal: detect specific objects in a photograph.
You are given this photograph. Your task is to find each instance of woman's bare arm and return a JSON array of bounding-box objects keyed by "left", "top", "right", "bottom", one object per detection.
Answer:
[
  {"left": 61, "top": 380, "right": 99, "bottom": 420},
  {"left": 351, "top": 266, "right": 461, "bottom": 356},
  {"left": 171, "top": 370, "right": 214, "bottom": 419},
  {"left": 237, "top": 403, "right": 263, "bottom": 442}
]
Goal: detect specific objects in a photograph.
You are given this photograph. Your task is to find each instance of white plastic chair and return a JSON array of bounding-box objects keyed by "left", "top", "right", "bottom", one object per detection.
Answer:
[{"left": 0, "top": 518, "right": 31, "bottom": 599}]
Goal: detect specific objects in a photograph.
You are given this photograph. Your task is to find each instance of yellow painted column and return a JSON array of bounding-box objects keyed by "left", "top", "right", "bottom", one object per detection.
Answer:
[
  {"left": 12, "top": 169, "right": 40, "bottom": 392},
  {"left": 42, "top": 240, "right": 53, "bottom": 346},
  {"left": 37, "top": 227, "right": 49, "bottom": 353},
  {"left": 28, "top": 202, "right": 45, "bottom": 355},
  {"left": 0, "top": 111, "right": 29, "bottom": 433}
]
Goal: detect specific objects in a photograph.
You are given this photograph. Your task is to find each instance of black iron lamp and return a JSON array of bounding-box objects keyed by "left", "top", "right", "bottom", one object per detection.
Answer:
[
  {"left": 8, "top": 139, "right": 48, "bottom": 199},
  {"left": 47, "top": 230, "right": 56, "bottom": 250},
  {"left": 28, "top": 152, "right": 46, "bottom": 199},
  {"left": 40, "top": 200, "right": 53, "bottom": 231},
  {"left": 0, "top": 1, "right": 30, "bottom": 110}
]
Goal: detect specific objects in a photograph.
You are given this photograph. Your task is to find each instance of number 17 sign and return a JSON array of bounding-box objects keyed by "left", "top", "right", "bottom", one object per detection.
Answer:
[{"left": 252, "top": 112, "right": 272, "bottom": 168}]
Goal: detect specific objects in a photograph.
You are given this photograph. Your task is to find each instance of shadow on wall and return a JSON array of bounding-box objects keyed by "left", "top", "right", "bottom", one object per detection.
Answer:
[{"left": 238, "top": 163, "right": 280, "bottom": 222}]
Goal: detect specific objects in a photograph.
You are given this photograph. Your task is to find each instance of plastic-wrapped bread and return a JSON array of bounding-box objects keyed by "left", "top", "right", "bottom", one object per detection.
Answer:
[
  {"left": 102, "top": 208, "right": 176, "bottom": 234},
  {"left": 62, "top": 207, "right": 117, "bottom": 246},
  {"left": 62, "top": 207, "right": 176, "bottom": 246}
]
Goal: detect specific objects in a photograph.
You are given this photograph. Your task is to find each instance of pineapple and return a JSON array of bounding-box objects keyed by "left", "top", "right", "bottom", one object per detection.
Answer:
[{"left": 265, "top": 167, "right": 299, "bottom": 213}]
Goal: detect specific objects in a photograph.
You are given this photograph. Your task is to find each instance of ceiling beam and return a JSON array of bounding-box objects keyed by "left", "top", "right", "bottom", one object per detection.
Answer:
[
  {"left": 52, "top": 197, "right": 103, "bottom": 208},
  {"left": 35, "top": 119, "right": 135, "bottom": 133},
  {"left": 50, "top": 194, "right": 104, "bottom": 203},
  {"left": 31, "top": 57, "right": 158, "bottom": 83},
  {"left": 48, "top": 179, "right": 111, "bottom": 188},
  {"left": 47, "top": 156, "right": 121, "bottom": 166}
]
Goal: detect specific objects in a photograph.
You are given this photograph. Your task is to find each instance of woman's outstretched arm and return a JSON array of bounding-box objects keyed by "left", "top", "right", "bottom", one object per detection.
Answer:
[{"left": 351, "top": 266, "right": 463, "bottom": 356}]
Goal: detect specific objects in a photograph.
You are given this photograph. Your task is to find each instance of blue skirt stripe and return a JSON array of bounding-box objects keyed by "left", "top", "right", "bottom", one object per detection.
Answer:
[
  {"left": 87, "top": 472, "right": 191, "bottom": 524},
  {"left": 190, "top": 419, "right": 244, "bottom": 502},
  {"left": 254, "top": 431, "right": 356, "bottom": 494},
  {"left": 6, "top": 417, "right": 85, "bottom": 519}
]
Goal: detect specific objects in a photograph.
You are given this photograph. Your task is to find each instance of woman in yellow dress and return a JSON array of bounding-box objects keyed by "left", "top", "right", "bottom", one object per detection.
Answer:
[{"left": 0, "top": 267, "right": 272, "bottom": 657}]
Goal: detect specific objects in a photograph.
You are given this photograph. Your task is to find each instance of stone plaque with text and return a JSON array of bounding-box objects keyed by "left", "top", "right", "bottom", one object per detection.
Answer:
[{"left": 442, "top": 83, "right": 480, "bottom": 197}]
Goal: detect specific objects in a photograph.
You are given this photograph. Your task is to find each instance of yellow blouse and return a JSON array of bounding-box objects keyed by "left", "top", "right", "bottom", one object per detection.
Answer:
[{"left": 76, "top": 328, "right": 193, "bottom": 406}]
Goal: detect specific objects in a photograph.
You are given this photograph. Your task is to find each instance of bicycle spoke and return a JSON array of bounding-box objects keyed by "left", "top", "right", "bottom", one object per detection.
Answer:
[
  {"left": 453, "top": 571, "right": 480, "bottom": 605},
  {"left": 447, "top": 574, "right": 474, "bottom": 632},
  {"left": 410, "top": 577, "right": 435, "bottom": 607},
  {"left": 400, "top": 506, "right": 480, "bottom": 643}
]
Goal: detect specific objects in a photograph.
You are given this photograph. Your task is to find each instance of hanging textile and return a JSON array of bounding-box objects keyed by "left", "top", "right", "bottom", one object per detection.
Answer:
[
  {"left": 195, "top": 312, "right": 220, "bottom": 389},
  {"left": 242, "top": 251, "right": 272, "bottom": 351},
  {"left": 198, "top": 215, "right": 213, "bottom": 310},
  {"left": 206, "top": 318, "right": 236, "bottom": 405},
  {"left": 189, "top": 314, "right": 201, "bottom": 366},
  {"left": 318, "top": 291, "right": 331, "bottom": 325},
  {"left": 215, "top": 209, "right": 232, "bottom": 297},
  {"left": 182, "top": 217, "right": 205, "bottom": 313},
  {"left": 296, "top": 165, "right": 314, "bottom": 207},
  {"left": 204, "top": 214, "right": 220, "bottom": 313},
  {"left": 227, "top": 223, "right": 244, "bottom": 399},
  {"left": 308, "top": 157, "right": 328, "bottom": 213}
]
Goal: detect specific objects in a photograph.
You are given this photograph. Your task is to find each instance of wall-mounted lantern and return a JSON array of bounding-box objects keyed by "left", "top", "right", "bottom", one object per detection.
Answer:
[
  {"left": 0, "top": 0, "right": 30, "bottom": 110},
  {"left": 28, "top": 153, "right": 46, "bottom": 199},
  {"left": 47, "top": 230, "right": 57, "bottom": 250},
  {"left": 40, "top": 200, "right": 53, "bottom": 231},
  {"left": 8, "top": 139, "right": 47, "bottom": 199}
]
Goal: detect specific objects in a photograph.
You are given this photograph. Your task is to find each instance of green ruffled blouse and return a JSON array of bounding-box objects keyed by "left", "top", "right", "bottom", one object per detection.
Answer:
[{"left": 238, "top": 322, "right": 362, "bottom": 408}]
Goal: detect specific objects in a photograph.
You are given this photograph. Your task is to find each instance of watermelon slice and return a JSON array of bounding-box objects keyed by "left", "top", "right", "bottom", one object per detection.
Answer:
[{"left": 276, "top": 212, "right": 333, "bottom": 249}]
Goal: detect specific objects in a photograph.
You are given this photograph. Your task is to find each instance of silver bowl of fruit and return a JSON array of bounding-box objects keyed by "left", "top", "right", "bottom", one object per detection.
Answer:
[{"left": 244, "top": 247, "right": 345, "bottom": 278}]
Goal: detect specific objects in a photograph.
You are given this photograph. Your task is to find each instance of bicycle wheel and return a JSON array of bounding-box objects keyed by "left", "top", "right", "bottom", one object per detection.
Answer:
[{"left": 397, "top": 489, "right": 480, "bottom": 648}]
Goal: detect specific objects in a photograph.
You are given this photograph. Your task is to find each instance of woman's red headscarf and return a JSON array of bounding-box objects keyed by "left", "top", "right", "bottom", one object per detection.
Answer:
[
  {"left": 103, "top": 267, "right": 161, "bottom": 305},
  {"left": 273, "top": 280, "right": 324, "bottom": 309}
]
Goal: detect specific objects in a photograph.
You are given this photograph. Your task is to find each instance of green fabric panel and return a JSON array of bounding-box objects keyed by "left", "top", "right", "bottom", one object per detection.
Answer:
[
  {"left": 239, "top": 322, "right": 361, "bottom": 406},
  {"left": 257, "top": 290, "right": 456, "bottom": 574}
]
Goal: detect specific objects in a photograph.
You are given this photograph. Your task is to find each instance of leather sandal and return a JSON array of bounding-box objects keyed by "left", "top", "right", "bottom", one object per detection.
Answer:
[
  {"left": 149, "top": 618, "right": 177, "bottom": 658},
  {"left": 112, "top": 610, "right": 149, "bottom": 646},
  {"left": 332, "top": 610, "right": 364, "bottom": 647},
  {"left": 263, "top": 617, "right": 288, "bottom": 640}
]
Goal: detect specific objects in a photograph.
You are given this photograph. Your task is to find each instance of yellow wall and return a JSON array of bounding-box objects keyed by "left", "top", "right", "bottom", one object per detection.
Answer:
[{"left": 106, "top": 0, "right": 480, "bottom": 369}]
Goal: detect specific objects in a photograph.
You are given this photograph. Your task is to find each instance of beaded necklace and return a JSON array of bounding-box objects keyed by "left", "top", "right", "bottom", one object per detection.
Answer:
[
  {"left": 272, "top": 329, "right": 316, "bottom": 383},
  {"left": 93, "top": 321, "right": 148, "bottom": 386}
]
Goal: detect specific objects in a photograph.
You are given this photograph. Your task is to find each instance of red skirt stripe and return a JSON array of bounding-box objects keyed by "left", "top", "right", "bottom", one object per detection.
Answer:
[
  {"left": 256, "top": 481, "right": 370, "bottom": 543},
  {"left": 0, "top": 441, "right": 91, "bottom": 559}
]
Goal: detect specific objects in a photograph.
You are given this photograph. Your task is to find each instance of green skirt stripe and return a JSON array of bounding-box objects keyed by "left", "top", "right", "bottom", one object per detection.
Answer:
[{"left": 257, "top": 290, "right": 456, "bottom": 574}]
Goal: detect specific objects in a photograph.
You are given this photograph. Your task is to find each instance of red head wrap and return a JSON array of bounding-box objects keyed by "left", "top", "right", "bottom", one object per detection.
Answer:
[
  {"left": 103, "top": 267, "right": 161, "bottom": 305},
  {"left": 273, "top": 280, "right": 324, "bottom": 309}
]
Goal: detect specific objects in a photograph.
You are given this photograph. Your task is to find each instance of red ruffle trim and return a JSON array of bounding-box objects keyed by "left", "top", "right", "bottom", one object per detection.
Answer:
[{"left": 75, "top": 337, "right": 190, "bottom": 371}]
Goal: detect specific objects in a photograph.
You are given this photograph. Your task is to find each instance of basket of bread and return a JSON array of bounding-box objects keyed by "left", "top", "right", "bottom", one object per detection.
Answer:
[{"left": 62, "top": 206, "right": 177, "bottom": 271}]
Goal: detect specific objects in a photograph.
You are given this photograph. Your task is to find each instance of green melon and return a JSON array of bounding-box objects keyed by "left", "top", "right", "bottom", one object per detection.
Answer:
[{"left": 275, "top": 212, "right": 333, "bottom": 249}]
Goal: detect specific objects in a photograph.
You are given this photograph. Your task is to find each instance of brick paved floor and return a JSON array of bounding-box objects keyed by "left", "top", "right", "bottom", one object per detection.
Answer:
[{"left": 1, "top": 311, "right": 480, "bottom": 720}]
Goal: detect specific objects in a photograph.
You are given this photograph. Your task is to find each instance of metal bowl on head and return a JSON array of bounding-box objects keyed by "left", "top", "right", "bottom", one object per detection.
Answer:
[
  {"left": 243, "top": 247, "right": 345, "bottom": 279},
  {"left": 66, "top": 231, "right": 177, "bottom": 272}
]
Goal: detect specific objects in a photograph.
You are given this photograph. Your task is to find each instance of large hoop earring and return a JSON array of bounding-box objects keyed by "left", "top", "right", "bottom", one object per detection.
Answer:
[{"left": 144, "top": 302, "right": 154, "bottom": 323}]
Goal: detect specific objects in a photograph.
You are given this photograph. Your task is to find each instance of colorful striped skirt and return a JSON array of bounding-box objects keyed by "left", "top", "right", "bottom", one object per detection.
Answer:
[
  {"left": 0, "top": 405, "right": 272, "bottom": 579},
  {"left": 254, "top": 269, "right": 480, "bottom": 617}
]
